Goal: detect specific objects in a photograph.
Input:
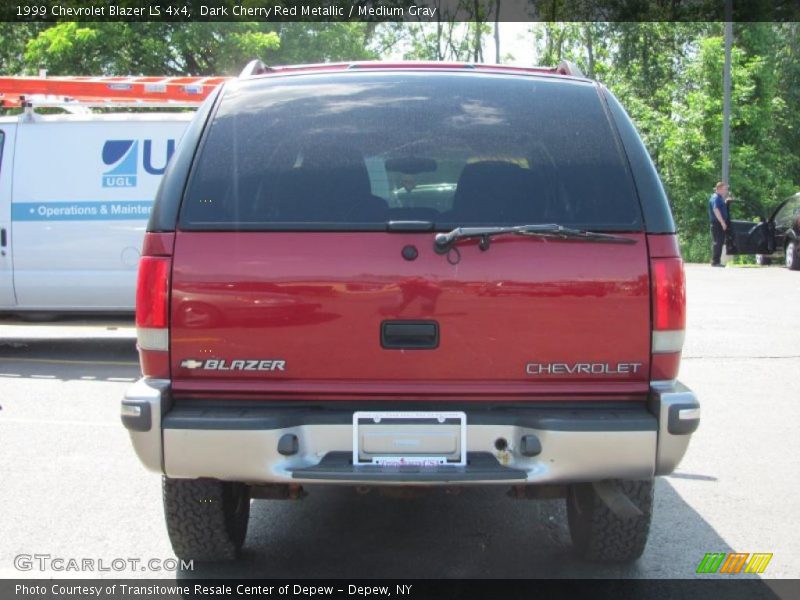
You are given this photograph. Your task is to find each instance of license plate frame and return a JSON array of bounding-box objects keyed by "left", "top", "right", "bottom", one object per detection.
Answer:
[{"left": 352, "top": 411, "right": 467, "bottom": 467}]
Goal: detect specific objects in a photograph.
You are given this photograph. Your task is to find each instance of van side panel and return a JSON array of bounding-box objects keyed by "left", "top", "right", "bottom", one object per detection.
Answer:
[
  {"left": 10, "top": 118, "right": 189, "bottom": 311},
  {"left": 0, "top": 123, "right": 17, "bottom": 308}
]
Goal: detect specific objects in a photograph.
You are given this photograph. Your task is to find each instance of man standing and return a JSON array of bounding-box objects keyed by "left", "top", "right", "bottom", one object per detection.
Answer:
[{"left": 708, "top": 181, "right": 729, "bottom": 267}]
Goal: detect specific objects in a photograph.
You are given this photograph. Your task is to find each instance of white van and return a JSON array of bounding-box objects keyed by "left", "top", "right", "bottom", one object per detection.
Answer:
[{"left": 0, "top": 111, "right": 192, "bottom": 314}]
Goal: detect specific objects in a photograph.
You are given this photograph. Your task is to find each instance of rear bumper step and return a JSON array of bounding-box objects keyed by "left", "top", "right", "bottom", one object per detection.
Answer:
[{"left": 290, "top": 451, "right": 526, "bottom": 482}]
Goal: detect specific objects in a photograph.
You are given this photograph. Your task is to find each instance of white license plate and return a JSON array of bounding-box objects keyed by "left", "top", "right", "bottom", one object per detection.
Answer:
[{"left": 352, "top": 411, "right": 467, "bottom": 467}]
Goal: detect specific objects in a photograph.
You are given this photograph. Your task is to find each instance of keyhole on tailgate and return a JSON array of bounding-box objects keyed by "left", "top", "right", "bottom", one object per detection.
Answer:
[{"left": 401, "top": 245, "right": 418, "bottom": 261}]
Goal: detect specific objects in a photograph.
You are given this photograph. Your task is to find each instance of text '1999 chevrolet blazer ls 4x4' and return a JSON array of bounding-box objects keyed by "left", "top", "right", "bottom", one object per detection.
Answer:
[{"left": 121, "top": 61, "right": 700, "bottom": 563}]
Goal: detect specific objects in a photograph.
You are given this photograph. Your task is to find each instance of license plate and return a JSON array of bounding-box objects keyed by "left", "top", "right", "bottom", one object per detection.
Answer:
[{"left": 352, "top": 411, "right": 467, "bottom": 467}]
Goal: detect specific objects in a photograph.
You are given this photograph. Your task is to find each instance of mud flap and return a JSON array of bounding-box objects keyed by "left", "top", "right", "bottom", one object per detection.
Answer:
[{"left": 592, "top": 480, "right": 644, "bottom": 519}]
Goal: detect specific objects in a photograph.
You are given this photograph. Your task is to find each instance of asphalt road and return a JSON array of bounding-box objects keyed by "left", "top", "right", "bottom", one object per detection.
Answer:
[{"left": 0, "top": 264, "right": 798, "bottom": 588}]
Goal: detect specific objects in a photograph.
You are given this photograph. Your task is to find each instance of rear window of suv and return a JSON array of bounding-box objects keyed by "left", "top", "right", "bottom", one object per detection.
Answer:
[{"left": 180, "top": 71, "right": 642, "bottom": 231}]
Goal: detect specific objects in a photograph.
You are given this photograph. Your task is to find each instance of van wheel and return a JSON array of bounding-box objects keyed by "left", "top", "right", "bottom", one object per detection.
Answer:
[
  {"left": 567, "top": 479, "right": 653, "bottom": 562},
  {"left": 17, "top": 312, "right": 59, "bottom": 322},
  {"left": 755, "top": 254, "right": 770, "bottom": 266},
  {"left": 786, "top": 241, "right": 800, "bottom": 270},
  {"left": 163, "top": 477, "right": 250, "bottom": 561}
]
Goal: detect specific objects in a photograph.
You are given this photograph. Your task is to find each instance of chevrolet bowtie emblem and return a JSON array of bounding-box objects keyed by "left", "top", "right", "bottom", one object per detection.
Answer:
[{"left": 180, "top": 359, "right": 204, "bottom": 369}]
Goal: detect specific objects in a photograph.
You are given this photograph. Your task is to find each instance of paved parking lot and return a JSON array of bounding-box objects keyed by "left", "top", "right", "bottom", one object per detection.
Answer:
[{"left": 0, "top": 264, "right": 798, "bottom": 587}]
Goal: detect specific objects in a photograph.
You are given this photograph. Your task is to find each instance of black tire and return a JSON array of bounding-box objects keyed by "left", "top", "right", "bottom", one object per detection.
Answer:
[
  {"left": 17, "top": 312, "right": 60, "bottom": 322},
  {"left": 755, "top": 254, "right": 771, "bottom": 266},
  {"left": 786, "top": 240, "right": 800, "bottom": 270},
  {"left": 567, "top": 479, "right": 653, "bottom": 562},
  {"left": 163, "top": 477, "right": 250, "bottom": 561}
]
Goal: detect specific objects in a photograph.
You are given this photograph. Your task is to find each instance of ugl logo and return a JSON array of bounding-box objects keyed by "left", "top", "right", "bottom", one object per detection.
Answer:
[
  {"left": 102, "top": 139, "right": 176, "bottom": 188},
  {"left": 696, "top": 552, "right": 773, "bottom": 574}
]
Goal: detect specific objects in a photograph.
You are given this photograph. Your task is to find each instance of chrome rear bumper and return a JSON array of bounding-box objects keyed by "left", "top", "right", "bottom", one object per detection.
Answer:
[{"left": 122, "top": 379, "right": 698, "bottom": 485}]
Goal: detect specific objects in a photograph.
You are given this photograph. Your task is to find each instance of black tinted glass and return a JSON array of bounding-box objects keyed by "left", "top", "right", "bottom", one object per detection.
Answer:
[
  {"left": 181, "top": 72, "right": 641, "bottom": 231},
  {"left": 775, "top": 195, "right": 800, "bottom": 229}
]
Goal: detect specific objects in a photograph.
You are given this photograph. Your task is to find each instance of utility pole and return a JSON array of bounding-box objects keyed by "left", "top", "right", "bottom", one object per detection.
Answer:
[
  {"left": 722, "top": 0, "right": 732, "bottom": 184},
  {"left": 494, "top": 1, "right": 501, "bottom": 64}
]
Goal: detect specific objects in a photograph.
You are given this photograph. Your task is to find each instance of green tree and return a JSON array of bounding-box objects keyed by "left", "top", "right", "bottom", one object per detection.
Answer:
[
  {"left": 0, "top": 23, "right": 47, "bottom": 75},
  {"left": 20, "top": 23, "right": 280, "bottom": 76},
  {"left": 262, "top": 23, "right": 378, "bottom": 65},
  {"left": 531, "top": 22, "right": 800, "bottom": 261},
  {"left": 9, "top": 22, "right": 388, "bottom": 76}
]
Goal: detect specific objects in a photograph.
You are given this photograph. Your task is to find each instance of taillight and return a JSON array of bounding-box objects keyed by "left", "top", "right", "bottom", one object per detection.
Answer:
[
  {"left": 136, "top": 233, "right": 174, "bottom": 378},
  {"left": 651, "top": 255, "right": 686, "bottom": 381},
  {"left": 136, "top": 257, "right": 169, "bottom": 329}
]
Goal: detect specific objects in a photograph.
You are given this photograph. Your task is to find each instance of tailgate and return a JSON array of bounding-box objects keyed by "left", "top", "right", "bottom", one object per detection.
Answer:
[{"left": 169, "top": 231, "right": 650, "bottom": 398}]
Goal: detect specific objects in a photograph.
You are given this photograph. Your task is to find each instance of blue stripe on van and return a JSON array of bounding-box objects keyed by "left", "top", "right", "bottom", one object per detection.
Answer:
[{"left": 12, "top": 201, "right": 153, "bottom": 221}]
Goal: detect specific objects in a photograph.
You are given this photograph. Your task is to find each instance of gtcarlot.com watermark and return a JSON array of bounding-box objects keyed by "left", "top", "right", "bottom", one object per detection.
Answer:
[{"left": 14, "top": 553, "right": 193, "bottom": 573}]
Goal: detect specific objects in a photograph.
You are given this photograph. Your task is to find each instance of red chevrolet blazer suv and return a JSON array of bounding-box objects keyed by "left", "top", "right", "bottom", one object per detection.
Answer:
[{"left": 122, "top": 61, "right": 699, "bottom": 563}]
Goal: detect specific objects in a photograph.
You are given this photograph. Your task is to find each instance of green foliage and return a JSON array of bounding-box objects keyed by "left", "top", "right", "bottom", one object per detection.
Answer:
[
  {"left": 8, "top": 23, "right": 281, "bottom": 76},
  {"left": 533, "top": 22, "right": 799, "bottom": 262},
  {"left": 650, "top": 25, "right": 797, "bottom": 261},
  {"left": 263, "top": 23, "right": 377, "bottom": 65},
  {"left": 3, "top": 22, "right": 384, "bottom": 76},
  {"left": 0, "top": 23, "right": 47, "bottom": 74},
  {"left": 398, "top": 23, "right": 488, "bottom": 61}
]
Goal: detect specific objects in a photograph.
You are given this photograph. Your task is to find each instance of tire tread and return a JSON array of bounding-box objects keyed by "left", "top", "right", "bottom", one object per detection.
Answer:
[
  {"left": 567, "top": 479, "right": 653, "bottom": 563},
  {"left": 787, "top": 241, "right": 799, "bottom": 270},
  {"left": 162, "top": 477, "right": 248, "bottom": 561}
]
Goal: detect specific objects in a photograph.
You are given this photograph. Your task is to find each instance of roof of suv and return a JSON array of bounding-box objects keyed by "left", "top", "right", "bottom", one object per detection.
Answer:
[{"left": 237, "top": 60, "right": 590, "bottom": 83}]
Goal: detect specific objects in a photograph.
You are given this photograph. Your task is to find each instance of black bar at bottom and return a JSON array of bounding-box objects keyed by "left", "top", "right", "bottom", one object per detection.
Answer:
[
  {"left": 2, "top": 578, "right": 793, "bottom": 600},
  {"left": 290, "top": 451, "right": 527, "bottom": 481}
]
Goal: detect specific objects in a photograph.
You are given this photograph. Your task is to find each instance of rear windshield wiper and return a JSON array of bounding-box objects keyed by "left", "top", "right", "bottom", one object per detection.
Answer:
[{"left": 433, "top": 224, "right": 636, "bottom": 254}]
